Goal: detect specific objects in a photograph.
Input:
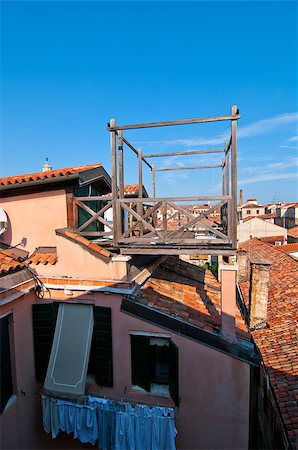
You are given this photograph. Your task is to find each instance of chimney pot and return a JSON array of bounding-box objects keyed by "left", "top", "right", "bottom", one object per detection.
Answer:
[{"left": 249, "top": 258, "right": 271, "bottom": 330}]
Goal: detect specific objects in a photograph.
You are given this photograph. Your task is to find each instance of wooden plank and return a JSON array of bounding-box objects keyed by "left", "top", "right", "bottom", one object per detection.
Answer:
[
  {"left": 117, "top": 195, "right": 232, "bottom": 203},
  {"left": 80, "top": 231, "right": 113, "bottom": 237},
  {"left": 119, "top": 237, "right": 230, "bottom": 245},
  {"left": 107, "top": 113, "right": 241, "bottom": 131},
  {"left": 110, "top": 119, "right": 118, "bottom": 246},
  {"left": 75, "top": 199, "right": 113, "bottom": 230},
  {"left": 120, "top": 248, "right": 235, "bottom": 256},
  {"left": 152, "top": 164, "right": 156, "bottom": 198},
  {"left": 143, "top": 149, "right": 225, "bottom": 158},
  {"left": 118, "top": 130, "right": 124, "bottom": 199},
  {"left": 77, "top": 201, "right": 112, "bottom": 232},
  {"left": 137, "top": 148, "right": 143, "bottom": 236},
  {"left": 76, "top": 195, "right": 112, "bottom": 201},
  {"left": 225, "top": 150, "right": 229, "bottom": 196},
  {"left": 162, "top": 202, "right": 167, "bottom": 239},
  {"left": 120, "top": 202, "right": 164, "bottom": 239},
  {"left": 122, "top": 136, "right": 152, "bottom": 169},
  {"left": 66, "top": 192, "right": 75, "bottom": 228},
  {"left": 156, "top": 164, "right": 222, "bottom": 172},
  {"left": 121, "top": 202, "right": 162, "bottom": 239},
  {"left": 231, "top": 105, "right": 238, "bottom": 248}
]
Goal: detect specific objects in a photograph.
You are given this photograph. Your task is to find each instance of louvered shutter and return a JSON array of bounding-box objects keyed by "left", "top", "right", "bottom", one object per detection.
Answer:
[
  {"left": 94, "top": 306, "right": 113, "bottom": 387},
  {"left": 131, "top": 335, "right": 151, "bottom": 392},
  {"left": 32, "top": 303, "right": 58, "bottom": 380},
  {"left": 169, "top": 340, "right": 179, "bottom": 406}
]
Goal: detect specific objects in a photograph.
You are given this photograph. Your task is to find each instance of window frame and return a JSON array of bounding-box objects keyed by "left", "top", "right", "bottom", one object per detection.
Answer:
[{"left": 0, "top": 313, "right": 16, "bottom": 414}]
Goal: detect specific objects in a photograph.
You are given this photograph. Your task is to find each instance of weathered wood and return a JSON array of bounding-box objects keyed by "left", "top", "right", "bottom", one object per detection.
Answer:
[
  {"left": 143, "top": 148, "right": 225, "bottom": 158},
  {"left": 75, "top": 199, "right": 113, "bottom": 230},
  {"left": 110, "top": 118, "right": 118, "bottom": 246},
  {"left": 120, "top": 247, "right": 235, "bottom": 256},
  {"left": 117, "top": 195, "right": 231, "bottom": 203},
  {"left": 76, "top": 195, "right": 112, "bottom": 201},
  {"left": 121, "top": 202, "right": 162, "bottom": 239},
  {"left": 137, "top": 148, "right": 143, "bottom": 236},
  {"left": 77, "top": 201, "right": 112, "bottom": 232},
  {"left": 152, "top": 164, "right": 156, "bottom": 198},
  {"left": 118, "top": 130, "right": 124, "bottom": 199},
  {"left": 119, "top": 237, "right": 230, "bottom": 245},
  {"left": 122, "top": 136, "right": 152, "bottom": 169},
  {"left": 66, "top": 192, "right": 75, "bottom": 228},
  {"left": 156, "top": 164, "right": 222, "bottom": 172},
  {"left": 120, "top": 202, "right": 164, "bottom": 239},
  {"left": 162, "top": 202, "right": 167, "bottom": 239},
  {"left": 231, "top": 105, "right": 238, "bottom": 248},
  {"left": 107, "top": 113, "right": 241, "bottom": 131},
  {"left": 225, "top": 151, "right": 229, "bottom": 196},
  {"left": 80, "top": 231, "right": 113, "bottom": 237}
]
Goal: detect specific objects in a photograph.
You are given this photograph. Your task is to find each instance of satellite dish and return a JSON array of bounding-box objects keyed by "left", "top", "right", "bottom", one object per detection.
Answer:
[{"left": 0, "top": 208, "right": 8, "bottom": 236}]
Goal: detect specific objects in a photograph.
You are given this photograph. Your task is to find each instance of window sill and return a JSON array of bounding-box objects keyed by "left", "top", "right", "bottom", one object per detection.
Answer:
[
  {"left": 2, "top": 394, "right": 17, "bottom": 414},
  {"left": 131, "top": 384, "right": 170, "bottom": 398}
]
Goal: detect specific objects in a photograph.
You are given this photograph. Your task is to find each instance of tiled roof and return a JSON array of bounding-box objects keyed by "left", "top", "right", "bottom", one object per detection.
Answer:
[
  {"left": 0, "top": 164, "right": 101, "bottom": 186},
  {"left": 28, "top": 247, "right": 57, "bottom": 265},
  {"left": 239, "top": 238, "right": 298, "bottom": 446},
  {"left": 288, "top": 226, "right": 298, "bottom": 238},
  {"left": 241, "top": 203, "right": 263, "bottom": 209},
  {"left": 242, "top": 213, "right": 277, "bottom": 223},
  {"left": 259, "top": 235, "right": 286, "bottom": 244},
  {"left": 279, "top": 243, "right": 298, "bottom": 253},
  {"left": 123, "top": 184, "right": 149, "bottom": 198},
  {"left": 138, "top": 256, "right": 249, "bottom": 339},
  {"left": 0, "top": 250, "right": 24, "bottom": 276},
  {"left": 56, "top": 228, "right": 112, "bottom": 261}
]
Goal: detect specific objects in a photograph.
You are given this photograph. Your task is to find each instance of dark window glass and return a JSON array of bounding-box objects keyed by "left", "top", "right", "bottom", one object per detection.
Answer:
[{"left": 0, "top": 315, "right": 13, "bottom": 414}]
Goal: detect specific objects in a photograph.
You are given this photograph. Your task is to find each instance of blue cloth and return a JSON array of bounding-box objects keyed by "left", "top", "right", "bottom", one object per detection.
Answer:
[{"left": 42, "top": 395, "right": 177, "bottom": 450}]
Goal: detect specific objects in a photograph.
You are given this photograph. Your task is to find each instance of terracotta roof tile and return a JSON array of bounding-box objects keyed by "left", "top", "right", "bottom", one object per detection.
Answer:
[
  {"left": 0, "top": 250, "right": 24, "bottom": 276},
  {"left": 123, "top": 184, "right": 149, "bottom": 198},
  {"left": 239, "top": 238, "right": 298, "bottom": 446},
  {"left": 137, "top": 256, "right": 249, "bottom": 340},
  {"left": 279, "top": 243, "right": 298, "bottom": 253},
  {"left": 0, "top": 164, "right": 102, "bottom": 187},
  {"left": 27, "top": 247, "right": 57, "bottom": 265},
  {"left": 242, "top": 213, "right": 277, "bottom": 223},
  {"left": 288, "top": 226, "right": 298, "bottom": 238},
  {"left": 56, "top": 228, "right": 112, "bottom": 261}
]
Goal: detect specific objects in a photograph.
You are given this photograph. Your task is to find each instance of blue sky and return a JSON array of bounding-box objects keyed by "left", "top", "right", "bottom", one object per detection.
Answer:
[{"left": 1, "top": 0, "right": 297, "bottom": 203}]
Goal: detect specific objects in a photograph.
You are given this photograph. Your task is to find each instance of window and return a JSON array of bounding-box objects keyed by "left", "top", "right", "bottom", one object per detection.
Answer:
[
  {"left": 246, "top": 209, "right": 251, "bottom": 214},
  {"left": 32, "top": 304, "right": 113, "bottom": 390},
  {"left": 0, "top": 314, "right": 14, "bottom": 414},
  {"left": 130, "top": 334, "right": 179, "bottom": 406},
  {"left": 256, "top": 209, "right": 260, "bottom": 214}
]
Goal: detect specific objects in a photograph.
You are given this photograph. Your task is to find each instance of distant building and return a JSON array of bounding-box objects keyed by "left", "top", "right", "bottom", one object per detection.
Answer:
[
  {"left": 237, "top": 217, "right": 287, "bottom": 244},
  {"left": 238, "top": 198, "right": 266, "bottom": 221}
]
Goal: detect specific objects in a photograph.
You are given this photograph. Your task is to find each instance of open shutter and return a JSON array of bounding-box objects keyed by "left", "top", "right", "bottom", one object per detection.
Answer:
[
  {"left": 32, "top": 303, "right": 58, "bottom": 380},
  {"left": 0, "top": 316, "right": 13, "bottom": 414},
  {"left": 131, "top": 335, "right": 151, "bottom": 392},
  {"left": 94, "top": 306, "right": 113, "bottom": 387},
  {"left": 169, "top": 340, "right": 179, "bottom": 406}
]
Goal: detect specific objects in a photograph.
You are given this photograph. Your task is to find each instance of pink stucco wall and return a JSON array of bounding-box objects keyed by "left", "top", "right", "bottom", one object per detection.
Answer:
[
  {"left": 1, "top": 288, "right": 250, "bottom": 450},
  {"left": 0, "top": 190, "right": 68, "bottom": 254}
]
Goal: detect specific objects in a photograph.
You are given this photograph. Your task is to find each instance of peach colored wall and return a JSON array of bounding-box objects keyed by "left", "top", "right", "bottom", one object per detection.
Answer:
[
  {"left": 0, "top": 190, "right": 68, "bottom": 254},
  {"left": 1, "top": 288, "right": 250, "bottom": 450}
]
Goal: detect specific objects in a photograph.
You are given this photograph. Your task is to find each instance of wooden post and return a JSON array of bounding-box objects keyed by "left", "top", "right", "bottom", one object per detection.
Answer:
[
  {"left": 162, "top": 202, "right": 167, "bottom": 240},
  {"left": 118, "top": 130, "right": 124, "bottom": 235},
  {"left": 110, "top": 118, "right": 118, "bottom": 247},
  {"left": 138, "top": 148, "right": 143, "bottom": 236},
  {"left": 152, "top": 164, "right": 157, "bottom": 227},
  {"left": 231, "top": 105, "right": 238, "bottom": 249},
  {"left": 222, "top": 163, "right": 225, "bottom": 196}
]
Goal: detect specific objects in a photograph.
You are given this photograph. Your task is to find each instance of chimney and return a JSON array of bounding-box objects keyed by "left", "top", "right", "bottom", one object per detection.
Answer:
[
  {"left": 43, "top": 157, "right": 52, "bottom": 172},
  {"left": 239, "top": 189, "right": 243, "bottom": 207},
  {"left": 249, "top": 258, "right": 271, "bottom": 330},
  {"left": 237, "top": 249, "right": 248, "bottom": 283}
]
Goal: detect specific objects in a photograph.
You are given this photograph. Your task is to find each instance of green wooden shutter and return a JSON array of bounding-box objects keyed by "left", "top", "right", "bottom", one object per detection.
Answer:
[
  {"left": 169, "top": 340, "right": 179, "bottom": 406},
  {"left": 32, "top": 303, "right": 58, "bottom": 380},
  {"left": 94, "top": 306, "right": 113, "bottom": 387},
  {"left": 0, "top": 316, "right": 13, "bottom": 414},
  {"left": 131, "top": 335, "right": 151, "bottom": 392}
]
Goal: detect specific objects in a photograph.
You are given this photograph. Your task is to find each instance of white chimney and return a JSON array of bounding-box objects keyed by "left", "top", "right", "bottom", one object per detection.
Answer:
[
  {"left": 249, "top": 258, "right": 271, "bottom": 330},
  {"left": 42, "top": 157, "right": 52, "bottom": 172}
]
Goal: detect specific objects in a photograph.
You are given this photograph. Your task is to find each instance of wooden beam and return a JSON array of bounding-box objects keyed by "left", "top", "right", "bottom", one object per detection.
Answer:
[
  {"left": 122, "top": 136, "right": 152, "bottom": 169},
  {"left": 137, "top": 148, "right": 143, "bottom": 235},
  {"left": 75, "top": 199, "right": 113, "bottom": 230},
  {"left": 143, "top": 149, "right": 225, "bottom": 158},
  {"left": 155, "top": 164, "right": 222, "bottom": 172},
  {"left": 107, "top": 113, "right": 241, "bottom": 131},
  {"left": 76, "top": 195, "right": 112, "bottom": 201},
  {"left": 120, "top": 248, "right": 235, "bottom": 256},
  {"left": 118, "top": 130, "right": 124, "bottom": 199},
  {"left": 80, "top": 231, "right": 113, "bottom": 237},
  {"left": 121, "top": 201, "right": 162, "bottom": 239},
  {"left": 120, "top": 202, "right": 164, "bottom": 239},
  {"left": 117, "top": 195, "right": 231, "bottom": 203},
  {"left": 77, "top": 201, "right": 112, "bottom": 232},
  {"left": 110, "top": 118, "right": 118, "bottom": 247},
  {"left": 231, "top": 105, "right": 238, "bottom": 248}
]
